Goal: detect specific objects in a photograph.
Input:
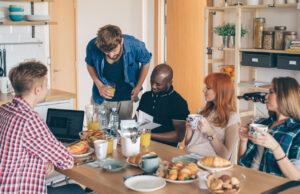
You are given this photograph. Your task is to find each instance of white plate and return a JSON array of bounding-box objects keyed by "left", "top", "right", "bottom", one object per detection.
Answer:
[
  {"left": 197, "top": 160, "right": 233, "bottom": 172},
  {"left": 72, "top": 147, "right": 94, "bottom": 158},
  {"left": 126, "top": 157, "right": 139, "bottom": 167},
  {"left": 124, "top": 175, "right": 166, "bottom": 192},
  {"left": 25, "top": 15, "right": 50, "bottom": 21},
  {"left": 165, "top": 176, "right": 198, "bottom": 184}
]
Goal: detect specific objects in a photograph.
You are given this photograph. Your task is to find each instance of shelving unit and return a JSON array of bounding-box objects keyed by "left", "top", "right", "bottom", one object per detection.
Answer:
[
  {"left": 204, "top": 1, "right": 300, "bottom": 120},
  {"left": 0, "top": 0, "right": 56, "bottom": 37}
]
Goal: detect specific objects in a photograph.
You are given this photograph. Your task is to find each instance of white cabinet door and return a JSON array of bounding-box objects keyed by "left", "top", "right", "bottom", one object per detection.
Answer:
[{"left": 34, "top": 99, "right": 74, "bottom": 121}]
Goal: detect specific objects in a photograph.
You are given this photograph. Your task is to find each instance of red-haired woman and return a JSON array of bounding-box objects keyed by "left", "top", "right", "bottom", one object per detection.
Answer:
[{"left": 185, "top": 73, "right": 240, "bottom": 160}]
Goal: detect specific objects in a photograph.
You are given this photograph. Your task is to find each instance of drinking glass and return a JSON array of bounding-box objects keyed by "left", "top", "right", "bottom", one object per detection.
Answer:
[
  {"left": 106, "top": 136, "right": 114, "bottom": 154},
  {"left": 85, "top": 104, "right": 99, "bottom": 130},
  {"left": 108, "top": 83, "right": 116, "bottom": 97},
  {"left": 140, "top": 128, "right": 151, "bottom": 147}
]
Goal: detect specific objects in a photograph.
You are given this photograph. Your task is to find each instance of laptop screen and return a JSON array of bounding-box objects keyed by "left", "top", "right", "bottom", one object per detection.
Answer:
[{"left": 46, "top": 108, "right": 84, "bottom": 139}]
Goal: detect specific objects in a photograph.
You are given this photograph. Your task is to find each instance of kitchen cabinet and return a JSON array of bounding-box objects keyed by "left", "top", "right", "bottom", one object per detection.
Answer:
[{"left": 204, "top": 1, "right": 300, "bottom": 120}]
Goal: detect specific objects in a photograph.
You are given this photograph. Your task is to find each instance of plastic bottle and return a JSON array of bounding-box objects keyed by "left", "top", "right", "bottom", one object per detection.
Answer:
[
  {"left": 109, "top": 108, "right": 119, "bottom": 137},
  {"left": 99, "top": 110, "right": 108, "bottom": 130}
]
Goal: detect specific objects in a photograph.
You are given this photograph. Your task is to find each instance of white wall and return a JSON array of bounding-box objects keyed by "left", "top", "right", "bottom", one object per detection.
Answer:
[
  {"left": 0, "top": 2, "right": 50, "bottom": 85},
  {"left": 76, "top": 0, "right": 154, "bottom": 110}
]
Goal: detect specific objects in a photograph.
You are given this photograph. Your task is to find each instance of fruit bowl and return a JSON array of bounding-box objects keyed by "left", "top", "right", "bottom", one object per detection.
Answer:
[{"left": 205, "top": 171, "right": 246, "bottom": 194}]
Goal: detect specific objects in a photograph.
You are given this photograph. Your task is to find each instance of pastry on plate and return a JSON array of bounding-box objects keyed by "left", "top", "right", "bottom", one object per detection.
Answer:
[
  {"left": 68, "top": 141, "right": 89, "bottom": 155},
  {"left": 200, "top": 156, "right": 231, "bottom": 168}
]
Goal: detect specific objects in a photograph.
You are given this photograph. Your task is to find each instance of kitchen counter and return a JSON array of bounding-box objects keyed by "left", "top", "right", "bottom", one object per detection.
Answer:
[{"left": 0, "top": 89, "right": 76, "bottom": 105}]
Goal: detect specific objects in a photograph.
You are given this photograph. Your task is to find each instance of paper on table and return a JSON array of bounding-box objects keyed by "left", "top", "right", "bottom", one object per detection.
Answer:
[{"left": 136, "top": 110, "right": 161, "bottom": 130}]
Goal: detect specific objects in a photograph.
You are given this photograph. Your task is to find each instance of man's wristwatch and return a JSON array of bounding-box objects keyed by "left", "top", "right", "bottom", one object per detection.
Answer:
[{"left": 207, "top": 135, "right": 214, "bottom": 141}]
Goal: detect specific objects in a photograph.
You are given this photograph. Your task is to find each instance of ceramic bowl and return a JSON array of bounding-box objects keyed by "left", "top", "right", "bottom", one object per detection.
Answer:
[
  {"left": 98, "top": 158, "right": 127, "bottom": 172},
  {"left": 9, "top": 14, "right": 24, "bottom": 21},
  {"left": 9, "top": 7, "right": 24, "bottom": 12},
  {"left": 205, "top": 171, "right": 246, "bottom": 194}
]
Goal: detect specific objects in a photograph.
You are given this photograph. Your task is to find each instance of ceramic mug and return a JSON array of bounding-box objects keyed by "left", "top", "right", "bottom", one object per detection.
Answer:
[
  {"left": 94, "top": 140, "right": 108, "bottom": 159},
  {"left": 139, "top": 154, "right": 159, "bottom": 174},
  {"left": 188, "top": 114, "right": 202, "bottom": 130},
  {"left": 249, "top": 123, "right": 268, "bottom": 136}
]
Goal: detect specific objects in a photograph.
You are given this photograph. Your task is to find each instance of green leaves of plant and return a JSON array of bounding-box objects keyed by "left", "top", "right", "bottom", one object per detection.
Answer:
[{"left": 213, "top": 23, "right": 248, "bottom": 37}]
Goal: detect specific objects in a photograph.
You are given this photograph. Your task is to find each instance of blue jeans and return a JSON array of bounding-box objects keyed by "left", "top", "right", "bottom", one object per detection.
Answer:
[{"left": 47, "top": 184, "right": 84, "bottom": 194}]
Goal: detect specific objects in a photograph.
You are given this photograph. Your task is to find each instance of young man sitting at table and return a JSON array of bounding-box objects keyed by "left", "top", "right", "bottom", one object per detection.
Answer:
[
  {"left": 0, "top": 61, "right": 84, "bottom": 193},
  {"left": 136, "top": 64, "right": 190, "bottom": 147},
  {"left": 239, "top": 77, "right": 300, "bottom": 180}
]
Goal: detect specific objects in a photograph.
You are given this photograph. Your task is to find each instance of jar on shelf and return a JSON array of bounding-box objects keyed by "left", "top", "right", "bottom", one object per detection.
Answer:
[
  {"left": 284, "top": 31, "right": 297, "bottom": 49},
  {"left": 263, "top": 0, "right": 274, "bottom": 4},
  {"left": 274, "top": 26, "right": 287, "bottom": 50},
  {"left": 275, "top": 0, "right": 285, "bottom": 4},
  {"left": 263, "top": 31, "right": 274, "bottom": 50},
  {"left": 254, "top": 18, "right": 265, "bottom": 49}
]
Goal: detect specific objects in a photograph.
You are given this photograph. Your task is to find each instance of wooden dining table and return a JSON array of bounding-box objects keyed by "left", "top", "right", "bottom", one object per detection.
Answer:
[{"left": 58, "top": 141, "right": 300, "bottom": 194}]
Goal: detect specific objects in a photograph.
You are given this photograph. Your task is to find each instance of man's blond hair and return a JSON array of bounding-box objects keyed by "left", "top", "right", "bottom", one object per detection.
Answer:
[{"left": 9, "top": 61, "right": 47, "bottom": 97}]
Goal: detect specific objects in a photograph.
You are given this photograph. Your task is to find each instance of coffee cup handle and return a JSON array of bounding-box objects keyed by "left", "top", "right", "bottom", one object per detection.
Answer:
[{"left": 138, "top": 159, "right": 143, "bottom": 169}]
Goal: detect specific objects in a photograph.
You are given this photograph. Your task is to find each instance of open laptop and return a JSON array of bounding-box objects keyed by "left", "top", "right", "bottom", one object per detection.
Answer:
[{"left": 46, "top": 108, "right": 84, "bottom": 145}]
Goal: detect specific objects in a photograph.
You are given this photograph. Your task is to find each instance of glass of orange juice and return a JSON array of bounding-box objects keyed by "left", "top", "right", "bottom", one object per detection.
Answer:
[
  {"left": 108, "top": 83, "right": 116, "bottom": 97},
  {"left": 141, "top": 128, "right": 151, "bottom": 147},
  {"left": 106, "top": 136, "right": 114, "bottom": 154}
]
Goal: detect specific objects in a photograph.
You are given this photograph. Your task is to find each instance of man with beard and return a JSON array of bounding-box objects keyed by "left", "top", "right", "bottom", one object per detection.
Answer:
[
  {"left": 136, "top": 64, "right": 190, "bottom": 147},
  {"left": 0, "top": 61, "right": 84, "bottom": 193},
  {"left": 86, "top": 24, "right": 152, "bottom": 119}
]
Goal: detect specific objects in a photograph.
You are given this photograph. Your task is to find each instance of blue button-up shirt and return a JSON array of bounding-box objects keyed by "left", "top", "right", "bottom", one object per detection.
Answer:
[{"left": 85, "top": 34, "right": 152, "bottom": 104}]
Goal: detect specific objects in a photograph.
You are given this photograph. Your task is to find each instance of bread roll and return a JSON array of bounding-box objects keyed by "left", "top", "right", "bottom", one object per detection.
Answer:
[{"left": 200, "top": 156, "right": 231, "bottom": 168}]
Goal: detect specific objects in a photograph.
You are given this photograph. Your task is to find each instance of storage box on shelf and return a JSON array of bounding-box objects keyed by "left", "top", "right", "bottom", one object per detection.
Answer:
[{"left": 204, "top": 0, "right": 300, "bottom": 119}]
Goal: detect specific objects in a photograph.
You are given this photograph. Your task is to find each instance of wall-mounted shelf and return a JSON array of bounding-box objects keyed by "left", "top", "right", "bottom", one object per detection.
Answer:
[
  {"left": 240, "top": 48, "right": 300, "bottom": 55},
  {"left": 0, "top": 0, "right": 53, "bottom": 2},
  {"left": 0, "top": 21, "right": 56, "bottom": 25},
  {"left": 0, "top": 41, "right": 43, "bottom": 45},
  {"left": 207, "top": 3, "right": 298, "bottom": 11}
]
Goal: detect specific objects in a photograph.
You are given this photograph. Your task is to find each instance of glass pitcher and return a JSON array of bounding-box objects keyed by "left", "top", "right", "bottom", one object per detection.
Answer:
[{"left": 85, "top": 104, "right": 100, "bottom": 130}]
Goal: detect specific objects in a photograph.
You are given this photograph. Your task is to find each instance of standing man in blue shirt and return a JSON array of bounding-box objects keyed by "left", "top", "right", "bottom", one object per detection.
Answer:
[{"left": 85, "top": 25, "right": 152, "bottom": 119}]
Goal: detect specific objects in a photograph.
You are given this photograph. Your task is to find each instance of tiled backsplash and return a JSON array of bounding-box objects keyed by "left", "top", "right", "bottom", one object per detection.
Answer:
[{"left": 0, "top": 1, "right": 50, "bottom": 79}]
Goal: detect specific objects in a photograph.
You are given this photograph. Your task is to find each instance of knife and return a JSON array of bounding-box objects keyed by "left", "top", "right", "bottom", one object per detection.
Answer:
[{"left": 261, "top": 180, "right": 300, "bottom": 194}]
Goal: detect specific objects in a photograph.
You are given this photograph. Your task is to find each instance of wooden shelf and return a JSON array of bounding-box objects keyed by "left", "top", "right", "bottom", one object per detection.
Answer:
[
  {"left": 207, "top": 3, "right": 298, "bottom": 11},
  {"left": 239, "top": 110, "right": 254, "bottom": 117},
  {"left": 240, "top": 48, "right": 300, "bottom": 55},
  {"left": 211, "top": 47, "right": 235, "bottom": 51},
  {"left": 0, "top": 0, "right": 53, "bottom": 2},
  {"left": 0, "top": 21, "right": 57, "bottom": 25},
  {"left": 238, "top": 82, "right": 270, "bottom": 91}
]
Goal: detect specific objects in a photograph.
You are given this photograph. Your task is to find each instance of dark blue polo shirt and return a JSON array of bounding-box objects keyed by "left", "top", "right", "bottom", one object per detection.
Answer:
[{"left": 137, "top": 86, "right": 190, "bottom": 147}]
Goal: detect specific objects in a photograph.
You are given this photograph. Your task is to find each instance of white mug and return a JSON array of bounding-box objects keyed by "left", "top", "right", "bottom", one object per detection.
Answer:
[
  {"left": 94, "top": 140, "right": 108, "bottom": 160},
  {"left": 249, "top": 123, "right": 268, "bottom": 136}
]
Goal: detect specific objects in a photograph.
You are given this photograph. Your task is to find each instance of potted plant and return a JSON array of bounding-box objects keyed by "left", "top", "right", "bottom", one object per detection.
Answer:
[
  {"left": 214, "top": 23, "right": 248, "bottom": 48},
  {"left": 228, "top": 24, "right": 248, "bottom": 48},
  {"left": 213, "top": 23, "right": 231, "bottom": 48}
]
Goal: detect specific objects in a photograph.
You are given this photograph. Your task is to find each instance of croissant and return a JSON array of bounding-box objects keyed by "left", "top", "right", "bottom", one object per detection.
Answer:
[
  {"left": 128, "top": 151, "right": 157, "bottom": 164},
  {"left": 186, "top": 163, "right": 198, "bottom": 174},
  {"left": 68, "top": 141, "right": 89, "bottom": 155},
  {"left": 174, "top": 161, "right": 184, "bottom": 169},
  {"left": 167, "top": 168, "right": 178, "bottom": 180},
  {"left": 200, "top": 156, "right": 231, "bottom": 168}
]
